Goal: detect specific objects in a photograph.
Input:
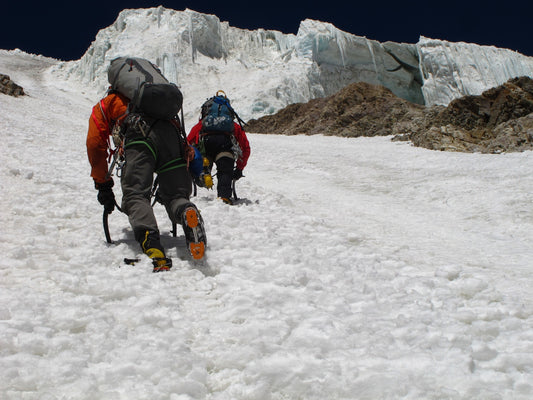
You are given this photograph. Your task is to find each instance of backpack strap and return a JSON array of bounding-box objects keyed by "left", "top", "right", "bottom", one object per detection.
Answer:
[
  {"left": 123, "top": 117, "right": 188, "bottom": 174},
  {"left": 90, "top": 100, "right": 114, "bottom": 161},
  {"left": 156, "top": 157, "right": 187, "bottom": 174},
  {"left": 123, "top": 116, "right": 158, "bottom": 160}
]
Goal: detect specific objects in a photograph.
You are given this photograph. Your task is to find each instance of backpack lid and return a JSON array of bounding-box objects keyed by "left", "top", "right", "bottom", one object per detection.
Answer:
[
  {"left": 107, "top": 57, "right": 169, "bottom": 101},
  {"left": 107, "top": 57, "right": 182, "bottom": 119},
  {"left": 201, "top": 90, "right": 233, "bottom": 118}
]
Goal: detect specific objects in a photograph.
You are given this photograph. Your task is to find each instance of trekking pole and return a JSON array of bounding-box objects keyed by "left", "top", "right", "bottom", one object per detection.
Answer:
[
  {"left": 171, "top": 222, "right": 177, "bottom": 237},
  {"left": 149, "top": 176, "right": 178, "bottom": 237},
  {"left": 180, "top": 107, "right": 186, "bottom": 134},
  {"left": 232, "top": 179, "right": 239, "bottom": 201},
  {"left": 150, "top": 177, "right": 159, "bottom": 207}
]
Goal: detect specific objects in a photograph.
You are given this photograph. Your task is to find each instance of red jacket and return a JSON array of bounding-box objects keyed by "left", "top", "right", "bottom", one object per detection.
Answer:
[
  {"left": 187, "top": 121, "right": 250, "bottom": 171},
  {"left": 86, "top": 92, "right": 129, "bottom": 184}
]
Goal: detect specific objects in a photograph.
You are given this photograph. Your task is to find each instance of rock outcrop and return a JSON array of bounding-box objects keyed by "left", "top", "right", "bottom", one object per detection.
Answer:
[
  {"left": 246, "top": 82, "right": 425, "bottom": 137},
  {"left": 0, "top": 73, "right": 25, "bottom": 97},
  {"left": 246, "top": 77, "right": 533, "bottom": 153},
  {"left": 406, "top": 76, "right": 533, "bottom": 153}
]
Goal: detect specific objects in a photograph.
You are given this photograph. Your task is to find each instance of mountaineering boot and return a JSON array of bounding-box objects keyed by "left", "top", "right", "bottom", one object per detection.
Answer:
[
  {"left": 148, "top": 249, "right": 173, "bottom": 272},
  {"left": 218, "top": 197, "right": 233, "bottom": 205},
  {"left": 152, "top": 257, "right": 173, "bottom": 273},
  {"left": 139, "top": 230, "right": 172, "bottom": 272},
  {"left": 181, "top": 206, "right": 207, "bottom": 260}
]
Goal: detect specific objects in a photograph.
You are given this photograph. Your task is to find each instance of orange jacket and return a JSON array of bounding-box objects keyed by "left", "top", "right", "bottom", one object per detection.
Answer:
[
  {"left": 187, "top": 121, "right": 250, "bottom": 170},
  {"left": 86, "top": 92, "right": 129, "bottom": 184}
]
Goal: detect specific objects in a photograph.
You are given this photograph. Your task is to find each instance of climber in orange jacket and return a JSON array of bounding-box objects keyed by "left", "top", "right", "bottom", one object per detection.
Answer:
[
  {"left": 86, "top": 89, "right": 206, "bottom": 271},
  {"left": 87, "top": 92, "right": 129, "bottom": 185}
]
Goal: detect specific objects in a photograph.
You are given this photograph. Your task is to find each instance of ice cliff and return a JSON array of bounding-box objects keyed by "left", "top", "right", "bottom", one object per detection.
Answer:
[
  {"left": 418, "top": 37, "right": 533, "bottom": 106},
  {"left": 54, "top": 7, "right": 533, "bottom": 123}
]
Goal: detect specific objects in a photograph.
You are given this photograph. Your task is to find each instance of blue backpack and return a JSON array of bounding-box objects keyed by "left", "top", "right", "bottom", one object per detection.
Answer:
[{"left": 201, "top": 91, "right": 236, "bottom": 133}]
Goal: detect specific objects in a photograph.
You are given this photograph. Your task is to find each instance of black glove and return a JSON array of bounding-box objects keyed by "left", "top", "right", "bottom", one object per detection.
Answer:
[
  {"left": 233, "top": 168, "right": 243, "bottom": 180},
  {"left": 95, "top": 180, "right": 115, "bottom": 214}
]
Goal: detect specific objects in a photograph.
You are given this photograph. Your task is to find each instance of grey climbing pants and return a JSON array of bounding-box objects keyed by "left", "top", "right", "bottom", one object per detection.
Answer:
[{"left": 120, "top": 119, "right": 192, "bottom": 238}]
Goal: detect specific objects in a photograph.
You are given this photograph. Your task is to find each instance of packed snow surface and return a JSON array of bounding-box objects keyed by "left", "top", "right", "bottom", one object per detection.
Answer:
[{"left": 1, "top": 50, "right": 533, "bottom": 399}]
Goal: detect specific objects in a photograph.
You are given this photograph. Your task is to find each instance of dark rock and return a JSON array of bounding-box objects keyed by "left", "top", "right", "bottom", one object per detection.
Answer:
[
  {"left": 246, "top": 76, "right": 533, "bottom": 153},
  {"left": 246, "top": 82, "right": 424, "bottom": 137},
  {"left": 409, "top": 76, "right": 533, "bottom": 153},
  {"left": 0, "top": 73, "right": 25, "bottom": 97}
]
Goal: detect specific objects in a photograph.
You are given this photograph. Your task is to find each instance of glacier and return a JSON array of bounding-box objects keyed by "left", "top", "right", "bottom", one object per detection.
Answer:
[
  {"left": 52, "top": 7, "right": 533, "bottom": 123},
  {"left": 418, "top": 36, "right": 533, "bottom": 106}
]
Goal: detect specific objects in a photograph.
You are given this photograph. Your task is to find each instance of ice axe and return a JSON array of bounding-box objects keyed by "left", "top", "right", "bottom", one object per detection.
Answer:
[{"left": 103, "top": 200, "right": 122, "bottom": 244}]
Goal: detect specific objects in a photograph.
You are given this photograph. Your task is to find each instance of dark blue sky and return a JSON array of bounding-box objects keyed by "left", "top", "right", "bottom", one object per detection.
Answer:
[{"left": 2, "top": 1, "right": 531, "bottom": 61}]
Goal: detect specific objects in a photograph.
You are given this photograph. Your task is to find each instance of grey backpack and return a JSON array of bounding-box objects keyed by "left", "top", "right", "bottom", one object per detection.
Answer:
[{"left": 107, "top": 57, "right": 183, "bottom": 120}]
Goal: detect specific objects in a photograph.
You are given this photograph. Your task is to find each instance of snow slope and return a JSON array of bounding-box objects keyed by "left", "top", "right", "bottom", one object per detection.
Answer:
[{"left": 1, "top": 50, "right": 533, "bottom": 399}]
